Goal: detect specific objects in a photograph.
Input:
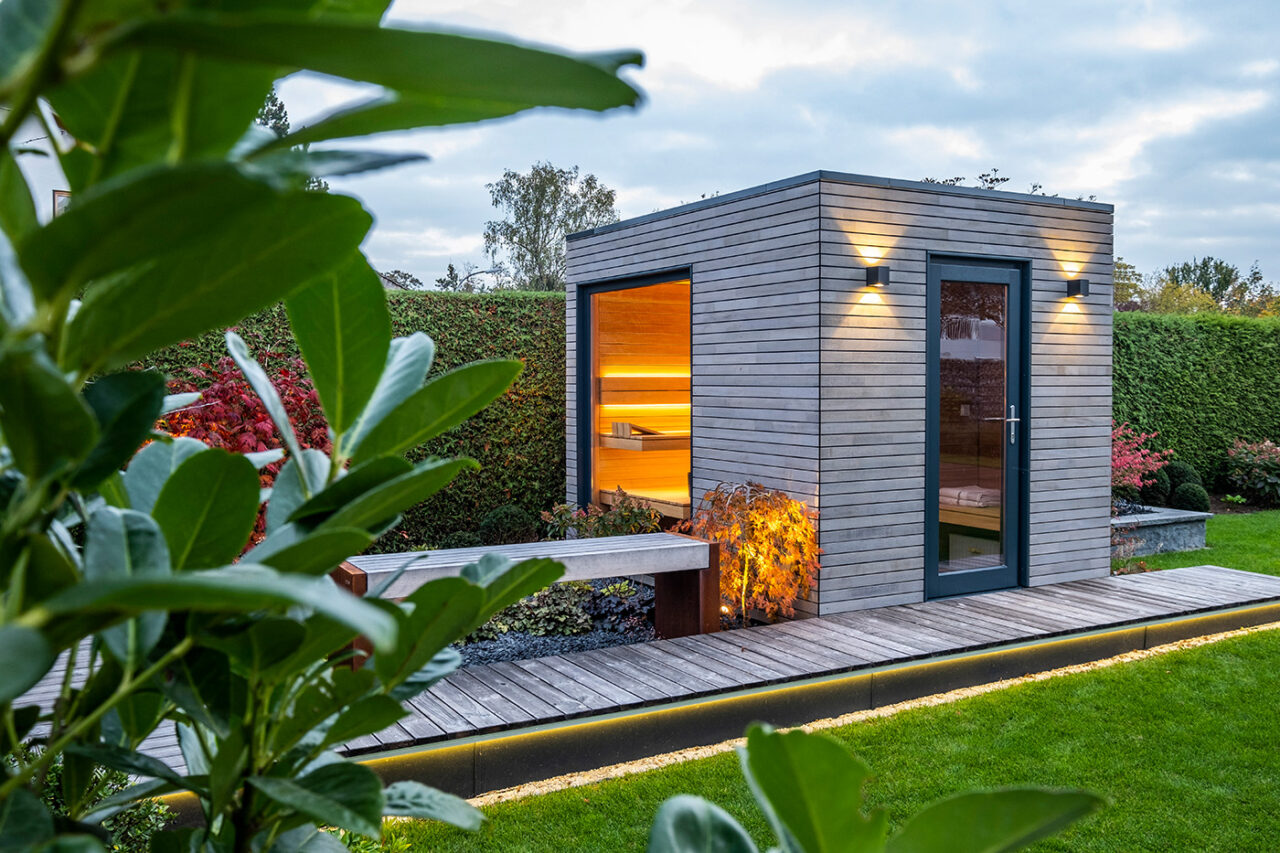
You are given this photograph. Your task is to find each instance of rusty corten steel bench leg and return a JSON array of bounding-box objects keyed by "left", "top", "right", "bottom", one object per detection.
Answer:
[
  {"left": 331, "top": 560, "right": 372, "bottom": 668},
  {"left": 653, "top": 540, "right": 720, "bottom": 639}
]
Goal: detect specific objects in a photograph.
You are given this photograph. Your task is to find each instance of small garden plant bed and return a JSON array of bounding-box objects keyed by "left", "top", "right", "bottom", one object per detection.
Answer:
[{"left": 455, "top": 577, "right": 656, "bottom": 668}]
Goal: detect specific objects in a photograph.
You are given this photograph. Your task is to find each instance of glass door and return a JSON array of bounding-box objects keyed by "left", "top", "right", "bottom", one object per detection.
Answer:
[{"left": 926, "top": 260, "right": 1024, "bottom": 598}]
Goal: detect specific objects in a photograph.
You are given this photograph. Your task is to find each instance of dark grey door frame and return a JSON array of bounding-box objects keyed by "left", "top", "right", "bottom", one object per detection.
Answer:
[{"left": 924, "top": 254, "right": 1031, "bottom": 599}]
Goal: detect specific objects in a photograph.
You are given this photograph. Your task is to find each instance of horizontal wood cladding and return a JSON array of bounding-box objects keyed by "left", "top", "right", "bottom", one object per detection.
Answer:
[
  {"left": 568, "top": 173, "right": 1112, "bottom": 618},
  {"left": 818, "top": 176, "right": 1112, "bottom": 614}
]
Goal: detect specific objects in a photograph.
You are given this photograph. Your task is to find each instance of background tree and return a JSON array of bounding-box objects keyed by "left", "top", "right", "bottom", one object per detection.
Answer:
[
  {"left": 381, "top": 269, "right": 425, "bottom": 290},
  {"left": 1113, "top": 257, "right": 1144, "bottom": 307},
  {"left": 1160, "top": 256, "right": 1241, "bottom": 304},
  {"left": 255, "top": 86, "right": 329, "bottom": 193},
  {"left": 483, "top": 162, "right": 619, "bottom": 291},
  {"left": 436, "top": 262, "right": 501, "bottom": 292}
]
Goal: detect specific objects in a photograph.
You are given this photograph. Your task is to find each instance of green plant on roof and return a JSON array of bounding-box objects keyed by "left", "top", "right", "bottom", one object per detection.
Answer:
[{"left": 0, "top": 0, "right": 641, "bottom": 848}]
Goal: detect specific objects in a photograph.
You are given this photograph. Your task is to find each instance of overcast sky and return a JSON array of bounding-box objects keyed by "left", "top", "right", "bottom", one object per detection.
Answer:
[{"left": 277, "top": 0, "right": 1280, "bottom": 285}]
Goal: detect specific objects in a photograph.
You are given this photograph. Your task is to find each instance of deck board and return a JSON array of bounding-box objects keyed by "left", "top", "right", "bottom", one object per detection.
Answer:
[{"left": 19, "top": 566, "right": 1280, "bottom": 775}]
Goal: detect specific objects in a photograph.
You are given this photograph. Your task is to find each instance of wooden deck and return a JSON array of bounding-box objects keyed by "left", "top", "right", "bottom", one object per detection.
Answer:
[{"left": 24, "top": 565, "right": 1280, "bottom": 791}]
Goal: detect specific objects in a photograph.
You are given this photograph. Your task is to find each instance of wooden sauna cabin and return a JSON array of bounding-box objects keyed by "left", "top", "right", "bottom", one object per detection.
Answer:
[{"left": 565, "top": 171, "right": 1113, "bottom": 617}]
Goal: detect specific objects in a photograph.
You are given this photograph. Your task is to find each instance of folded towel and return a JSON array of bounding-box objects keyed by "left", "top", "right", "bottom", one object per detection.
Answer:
[{"left": 940, "top": 485, "right": 1000, "bottom": 507}]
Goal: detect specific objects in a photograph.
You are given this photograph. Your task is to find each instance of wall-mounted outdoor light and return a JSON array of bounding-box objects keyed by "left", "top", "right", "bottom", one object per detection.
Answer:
[
  {"left": 1066, "top": 278, "right": 1089, "bottom": 299},
  {"left": 866, "top": 265, "right": 891, "bottom": 288}
]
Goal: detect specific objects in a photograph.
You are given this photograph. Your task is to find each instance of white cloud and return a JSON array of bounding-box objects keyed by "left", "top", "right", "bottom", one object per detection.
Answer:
[
  {"left": 366, "top": 225, "right": 483, "bottom": 263},
  {"left": 1046, "top": 89, "right": 1270, "bottom": 191},
  {"left": 884, "top": 125, "right": 986, "bottom": 161},
  {"left": 1241, "top": 58, "right": 1280, "bottom": 77}
]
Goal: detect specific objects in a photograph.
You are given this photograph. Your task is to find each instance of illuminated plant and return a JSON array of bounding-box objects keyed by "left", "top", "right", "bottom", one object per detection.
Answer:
[
  {"left": 681, "top": 482, "right": 820, "bottom": 623},
  {"left": 1111, "top": 421, "right": 1173, "bottom": 495}
]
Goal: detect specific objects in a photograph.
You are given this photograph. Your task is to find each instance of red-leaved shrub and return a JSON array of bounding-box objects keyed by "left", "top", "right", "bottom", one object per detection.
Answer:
[
  {"left": 158, "top": 354, "right": 330, "bottom": 545},
  {"left": 1111, "top": 420, "right": 1173, "bottom": 493}
]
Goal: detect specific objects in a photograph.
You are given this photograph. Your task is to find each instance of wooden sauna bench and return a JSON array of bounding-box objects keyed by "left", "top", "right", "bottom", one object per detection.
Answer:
[{"left": 939, "top": 504, "right": 1001, "bottom": 531}]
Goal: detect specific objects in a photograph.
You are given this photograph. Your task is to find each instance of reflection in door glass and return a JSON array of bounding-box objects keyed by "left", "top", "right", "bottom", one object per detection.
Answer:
[{"left": 938, "top": 280, "right": 1006, "bottom": 573}]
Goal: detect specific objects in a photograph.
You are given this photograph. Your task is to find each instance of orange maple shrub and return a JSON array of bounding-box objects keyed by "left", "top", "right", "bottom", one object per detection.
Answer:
[{"left": 680, "top": 482, "right": 821, "bottom": 623}]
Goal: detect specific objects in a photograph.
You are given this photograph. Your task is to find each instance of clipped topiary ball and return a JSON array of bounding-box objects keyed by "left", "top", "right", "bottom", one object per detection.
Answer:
[
  {"left": 1170, "top": 482, "right": 1210, "bottom": 513},
  {"left": 1140, "top": 467, "right": 1171, "bottom": 507},
  {"left": 1164, "top": 460, "right": 1202, "bottom": 492}
]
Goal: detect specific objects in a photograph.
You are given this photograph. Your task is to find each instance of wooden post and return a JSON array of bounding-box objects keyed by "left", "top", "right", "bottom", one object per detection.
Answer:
[
  {"left": 331, "top": 561, "right": 372, "bottom": 668},
  {"left": 653, "top": 539, "right": 720, "bottom": 638}
]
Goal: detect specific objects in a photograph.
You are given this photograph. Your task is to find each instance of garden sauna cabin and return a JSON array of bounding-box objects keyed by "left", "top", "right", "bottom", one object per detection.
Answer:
[{"left": 566, "top": 171, "right": 1113, "bottom": 617}]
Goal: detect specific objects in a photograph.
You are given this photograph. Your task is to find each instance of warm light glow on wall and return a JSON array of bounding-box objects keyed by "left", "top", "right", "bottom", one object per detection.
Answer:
[
  {"left": 1060, "top": 261, "right": 1083, "bottom": 276},
  {"left": 856, "top": 245, "right": 886, "bottom": 262},
  {"left": 1061, "top": 301, "right": 1082, "bottom": 314},
  {"left": 858, "top": 291, "right": 885, "bottom": 305}
]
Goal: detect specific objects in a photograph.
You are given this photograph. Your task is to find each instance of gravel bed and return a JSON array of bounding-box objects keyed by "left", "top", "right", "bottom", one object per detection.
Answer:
[{"left": 456, "top": 576, "right": 656, "bottom": 668}]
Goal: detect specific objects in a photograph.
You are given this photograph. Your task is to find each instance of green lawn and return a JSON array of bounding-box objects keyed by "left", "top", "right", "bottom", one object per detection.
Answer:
[
  {"left": 390, "top": 628, "right": 1280, "bottom": 852},
  {"left": 1120, "top": 508, "right": 1280, "bottom": 576},
  {"left": 381, "top": 510, "right": 1280, "bottom": 852}
]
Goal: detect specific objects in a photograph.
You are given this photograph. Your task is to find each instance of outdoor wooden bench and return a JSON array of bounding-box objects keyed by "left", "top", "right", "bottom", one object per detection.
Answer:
[{"left": 333, "top": 532, "right": 720, "bottom": 638}]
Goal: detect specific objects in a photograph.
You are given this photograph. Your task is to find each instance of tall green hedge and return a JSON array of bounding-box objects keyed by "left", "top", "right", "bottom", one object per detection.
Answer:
[
  {"left": 1113, "top": 312, "right": 1280, "bottom": 485},
  {"left": 138, "top": 291, "right": 566, "bottom": 552}
]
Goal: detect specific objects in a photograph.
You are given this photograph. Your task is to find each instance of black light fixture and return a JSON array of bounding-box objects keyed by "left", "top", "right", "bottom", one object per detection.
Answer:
[
  {"left": 1067, "top": 278, "right": 1090, "bottom": 299},
  {"left": 866, "top": 265, "right": 891, "bottom": 288}
]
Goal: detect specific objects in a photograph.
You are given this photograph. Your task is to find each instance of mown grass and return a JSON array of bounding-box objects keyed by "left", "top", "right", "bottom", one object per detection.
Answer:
[
  {"left": 377, "top": 510, "right": 1280, "bottom": 851},
  {"left": 1119, "top": 508, "right": 1280, "bottom": 576},
  {"left": 388, "top": 627, "right": 1280, "bottom": 851}
]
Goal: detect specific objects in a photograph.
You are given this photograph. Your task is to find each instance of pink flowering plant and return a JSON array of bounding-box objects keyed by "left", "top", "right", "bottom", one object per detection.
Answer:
[
  {"left": 1225, "top": 439, "right": 1280, "bottom": 506},
  {"left": 1111, "top": 421, "right": 1174, "bottom": 493}
]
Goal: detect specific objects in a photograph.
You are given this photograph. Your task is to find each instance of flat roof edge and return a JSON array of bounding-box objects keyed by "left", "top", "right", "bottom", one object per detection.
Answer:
[{"left": 567, "top": 170, "right": 1113, "bottom": 241}]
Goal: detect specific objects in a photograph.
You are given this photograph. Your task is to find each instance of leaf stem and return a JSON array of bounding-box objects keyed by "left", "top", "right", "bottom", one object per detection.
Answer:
[{"left": 0, "top": 635, "right": 194, "bottom": 799}]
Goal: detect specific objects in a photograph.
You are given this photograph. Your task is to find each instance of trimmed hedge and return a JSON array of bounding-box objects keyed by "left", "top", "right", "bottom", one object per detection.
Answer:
[
  {"left": 1114, "top": 313, "right": 1280, "bottom": 486},
  {"left": 137, "top": 291, "right": 566, "bottom": 553}
]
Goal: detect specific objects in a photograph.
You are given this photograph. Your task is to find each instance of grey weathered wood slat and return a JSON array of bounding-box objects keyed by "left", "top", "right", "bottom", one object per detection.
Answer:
[
  {"left": 24, "top": 567, "right": 1277, "bottom": 768},
  {"left": 347, "top": 533, "right": 710, "bottom": 599}
]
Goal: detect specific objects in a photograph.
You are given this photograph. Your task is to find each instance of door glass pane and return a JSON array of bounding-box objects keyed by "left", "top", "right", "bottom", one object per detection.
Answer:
[
  {"left": 938, "top": 279, "right": 1006, "bottom": 573},
  {"left": 590, "top": 279, "right": 692, "bottom": 520}
]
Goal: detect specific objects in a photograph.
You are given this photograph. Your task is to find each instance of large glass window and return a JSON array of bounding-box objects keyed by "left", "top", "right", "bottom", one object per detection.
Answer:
[{"left": 590, "top": 279, "right": 691, "bottom": 519}]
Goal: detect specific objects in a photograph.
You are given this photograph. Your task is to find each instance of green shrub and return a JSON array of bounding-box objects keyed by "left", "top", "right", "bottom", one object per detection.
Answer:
[
  {"left": 479, "top": 504, "right": 539, "bottom": 545},
  {"left": 1163, "top": 460, "right": 1202, "bottom": 492},
  {"left": 138, "top": 291, "right": 567, "bottom": 553},
  {"left": 1139, "top": 467, "right": 1171, "bottom": 506},
  {"left": 542, "top": 488, "right": 664, "bottom": 539},
  {"left": 466, "top": 582, "right": 594, "bottom": 641},
  {"left": 1114, "top": 312, "right": 1280, "bottom": 484},
  {"left": 436, "top": 530, "right": 483, "bottom": 550},
  {"left": 1170, "top": 482, "right": 1211, "bottom": 512},
  {"left": 1225, "top": 439, "right": 1280, "bottom": 506}
]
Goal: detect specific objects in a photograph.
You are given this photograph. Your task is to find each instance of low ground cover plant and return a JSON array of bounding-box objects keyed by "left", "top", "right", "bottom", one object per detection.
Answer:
[{"left": 542, "top": 489, "right": 663, "bottom": 539}]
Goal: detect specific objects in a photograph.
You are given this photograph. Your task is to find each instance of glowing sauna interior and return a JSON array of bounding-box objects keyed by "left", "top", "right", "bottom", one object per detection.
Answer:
[{"left": 590, "top": 279, "right": 692, "bottom": 519}]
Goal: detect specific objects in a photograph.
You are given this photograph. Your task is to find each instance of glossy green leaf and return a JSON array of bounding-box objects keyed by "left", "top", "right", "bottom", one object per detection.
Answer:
[
  {"left": 885, "top": 789, "right": 1104, "bottom": 853},
  {"left": 288, "top": 456, "right": 411, "bottom": 525},
  {"left": 461, "top": 555, "right": 564, "bottom": 630},
  {"left": 60, "top": 187, "right": 372, "bottom": 372},
  {"left": 34, "top": 564, "right": 398, "bottom": 653},
  {"left": 353, "top": 359, "right": 522, "bottom": 462},
  {"left": 0, "top": 146, "right": 37, "bottom": 240},
  {"left": 226, "top": 331, "right": 309, "bottom": 467},
  {"left": 0, "top": 336, "right": 98, "bottom": 479},
  {"left": 160, "top": 392, "right": 201, "bottom": 416},
  {"left": 386, "top": 647, "right": 460, "bottom": 702},
  {"left": 374, "top": 577, "right": 483, "bottom": 691},
  {"left": 319, "top": 456, "right": 477, "bottom": 533},
  {"left": 74, "top": 370, "right": 166, "bottom": 488},
  {"left": 0, "top": 624, "right": 53, "bottom": 704},
  {"left": 80, "top": 778, "right": 181, "bottom": 827},
  {"left": 383, "top": 780, "right": 484, "bottom": 830},
  {"left": 162, "top": 649, "right": 234, "bottom": 738},
  {"left": 0, "top": 0, "right": 56, "bottom": 95},
  {"left": 249, "top": 762, "right": 384, "bottom": 839},
  {"left": 337, "top": 332, "right": 434, "bottom": 460},
  {"left": 0, "top": 223, "right": 35, "bottom": 328},
  {"left": 206, "top": 617, "right": 307, "bottom": 681},
  {"left": 266, "top": 449, "right": 332, "bottom": 533},
  {"left": 741, "top": 724, "right": 889, "bottom": 853},
  {"left": 247, "top": 523, "right": 372, "bottom": 575},
  {"left": 123, "top": 436, "right": 208, "bottom": 514},
  {"left": 24, "top": 532, "right": 80, "bottom": 604},
  {"left": 121, "top": 20, "right": 645, "bottom": 151},
  {"left": 270, "top": 825, "right": 350, "bottom": 853},
  {"left": 108, "top": 690, "right": 168, "bottom": 748},
  {"left": 321, "top": 694, "right": 406, "bottom": 749},
  {"left": 84, "top": 506, "right": 171, "bottom": 669},
  {"left": 0, "top": 705, "right": 40, "bottom": 756},
  {"left": 0, "top": 788, "right": 53, "bottom": 850},
  {"left": 244, "top": 147, "right": 426, "bottom": 188},
  {"left": 286, "top": 252, "right": 390, "bottom": 434},
  {"left": 64, "top": 742, "right": 195, "bottom": 793},
  {"left": 648, "top": 795, "right": 759, "bottom": 853},
  {"left": 152, "top": 448, "right": 259, "bottom": 569}
]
